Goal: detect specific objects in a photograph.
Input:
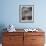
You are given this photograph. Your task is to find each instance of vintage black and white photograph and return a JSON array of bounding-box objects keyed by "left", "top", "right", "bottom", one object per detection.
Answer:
[{"left": 19, "top": 5, "right": 34, "bottom": 23}]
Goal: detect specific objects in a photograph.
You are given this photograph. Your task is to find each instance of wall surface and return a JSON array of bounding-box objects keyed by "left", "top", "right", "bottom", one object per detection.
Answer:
[{"left": 0, "top": 0, "right": 46, "bottom": 29}]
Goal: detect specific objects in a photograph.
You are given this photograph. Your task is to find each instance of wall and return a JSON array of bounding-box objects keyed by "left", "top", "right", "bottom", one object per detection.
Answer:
[{"left": 0, "top": 0, "right": 46, "bottom": 29}]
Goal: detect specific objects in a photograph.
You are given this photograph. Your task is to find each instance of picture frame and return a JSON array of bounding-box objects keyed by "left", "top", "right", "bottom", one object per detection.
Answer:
[{"left": 19, "top": 5, "right": 34, "bottom": 23}]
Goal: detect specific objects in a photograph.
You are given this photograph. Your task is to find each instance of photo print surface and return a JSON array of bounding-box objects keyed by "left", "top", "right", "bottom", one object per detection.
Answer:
[{"left": 19, "top": 5, "right": 34, "bottom": 23}]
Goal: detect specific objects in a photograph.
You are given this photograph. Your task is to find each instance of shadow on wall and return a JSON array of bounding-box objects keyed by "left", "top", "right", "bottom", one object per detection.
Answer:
[{"left": 0, "top": 24, "right": 7, "bottom": 43}]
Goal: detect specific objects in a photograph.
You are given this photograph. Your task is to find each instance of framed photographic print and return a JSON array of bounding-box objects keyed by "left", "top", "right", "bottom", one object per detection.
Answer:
[{"left": 19, "top": 5, "right": 34, "bottom": 23}]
